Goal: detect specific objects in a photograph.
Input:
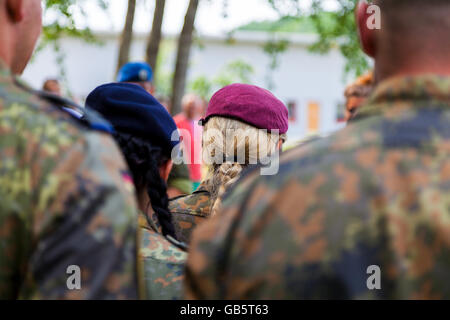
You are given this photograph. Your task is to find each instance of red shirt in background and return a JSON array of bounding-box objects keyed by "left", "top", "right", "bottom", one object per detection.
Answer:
[{"left": 174, "top": 113, "right": 203, "bottom": 182}]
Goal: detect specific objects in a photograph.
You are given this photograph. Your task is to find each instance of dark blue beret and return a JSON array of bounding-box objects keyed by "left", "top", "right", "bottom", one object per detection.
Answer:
[{"left": 86, "top": 83, "right": 180, "bottom": 156}]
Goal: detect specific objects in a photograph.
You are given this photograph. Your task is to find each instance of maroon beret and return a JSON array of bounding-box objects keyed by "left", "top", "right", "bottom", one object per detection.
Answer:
[{"left": 200, "top": 84, "right": 289, "bottom": 134}]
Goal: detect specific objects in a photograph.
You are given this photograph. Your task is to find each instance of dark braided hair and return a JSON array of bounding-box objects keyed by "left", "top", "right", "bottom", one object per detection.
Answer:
[{"left": 114, "top": 132, "right": 176, "bottom": 239}]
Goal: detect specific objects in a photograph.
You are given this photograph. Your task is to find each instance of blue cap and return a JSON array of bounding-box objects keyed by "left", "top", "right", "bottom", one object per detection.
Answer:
[
  {"left": 86, "top": 83, "right": 180, "bottom": 156},
  {"left": 117, "top": 62, "right": 153, "bottom": 83}
]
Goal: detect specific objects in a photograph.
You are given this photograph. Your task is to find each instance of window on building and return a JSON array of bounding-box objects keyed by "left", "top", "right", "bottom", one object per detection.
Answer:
[{"left": 287, "top": 101, "right": 297, "bottom": 123}]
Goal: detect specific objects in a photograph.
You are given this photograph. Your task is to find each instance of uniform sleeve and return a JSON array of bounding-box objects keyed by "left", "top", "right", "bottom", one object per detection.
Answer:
[
  {"left": 26, "top": 132, "right": 140, "bottom": 300},
  {"left": 169, "top": 193, "right": 211, "bottom": 244}
]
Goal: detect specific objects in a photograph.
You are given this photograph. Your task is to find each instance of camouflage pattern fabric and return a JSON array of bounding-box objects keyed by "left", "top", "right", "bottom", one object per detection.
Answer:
[
  {"left": 0, "top": 61, "right": 139, "bottom": 300},
  {"left": 185, "top": 75, "right": 450, "bottom": 300},
  {"left": 169, "top": 182, "right": 211, "bottom": 244},
  {"left": 138, "top": 214, "right": 186, "bottom": 300}
]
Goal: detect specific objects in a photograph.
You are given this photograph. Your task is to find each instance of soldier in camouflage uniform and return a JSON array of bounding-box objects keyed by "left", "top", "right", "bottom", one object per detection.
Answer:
[
  {"left": 86, "top": 83, "right": 187, "bottom": 300},
  {"left": 170, "top": 84, "right": 289, "bottom": 244},
  {"left": 0, "top": 0, "right": 139, "bottom": 299},
  {"left": 169, "top": 182, "right": 211, "bottom": 244},
  {"left": 186, "top": 0, "right": 450, "bottom": 299}
]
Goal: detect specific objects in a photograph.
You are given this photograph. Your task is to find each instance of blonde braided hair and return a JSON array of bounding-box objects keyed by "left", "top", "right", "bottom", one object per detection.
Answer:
[{"left": 203, "top": 117, "right": 286, "bottom": 216}]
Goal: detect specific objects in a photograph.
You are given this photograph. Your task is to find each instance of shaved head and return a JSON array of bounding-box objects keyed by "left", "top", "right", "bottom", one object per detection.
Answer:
[
  {"left": 358, "top": 0, "right": 450, "bottom": 80},
  {"left": 377, "top": 0, "right": 450, "bottom": 33}
]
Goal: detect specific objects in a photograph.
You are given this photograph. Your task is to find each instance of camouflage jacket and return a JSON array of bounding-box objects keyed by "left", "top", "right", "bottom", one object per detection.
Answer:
[
  {"left": 138, "top": 213, "right": 187, "bottom": 300},
  {"left": 0, "top": 62, "right": 139, "bottom": 300},
  {"left": 186, "top": 75, "right": 450, "bottom": 300},
  {"left": 169, "top": 182, "right": 211, "bottom": 244}
]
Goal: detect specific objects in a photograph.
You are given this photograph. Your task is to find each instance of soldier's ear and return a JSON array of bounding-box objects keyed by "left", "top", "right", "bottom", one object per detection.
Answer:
[
  {"left": 6, "top": 0, "right": 25, "bottom": 23},
  {"left": 356, "top": 1, "right": 377, "bottom": 58}
]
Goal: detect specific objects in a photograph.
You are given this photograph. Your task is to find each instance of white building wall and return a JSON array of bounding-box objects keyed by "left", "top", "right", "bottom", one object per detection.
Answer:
[{"left": 23, "top": 32, "right": 348, "bottom": 141}]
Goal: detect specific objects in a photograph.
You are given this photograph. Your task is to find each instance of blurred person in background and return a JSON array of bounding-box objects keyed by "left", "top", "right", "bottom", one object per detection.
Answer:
[
  {"left": 154, "top": 94, "right": 194, "bottom": 197},
  {"left": 86, "top": 83, "right": 187, "bottom": 300},
  {"left": 174, "top": 94, "right": 204, "bottom": 190},
  {"left": 42, "top": 78, "right": 62, "bottom": 96},
  {"left": 344, "top": 71, "right": 374, "bottom": 121},
  {"left": 117, "top": 62, "right": 155, "bottom": 95},
  {"left": 42, "top": 77, "right": 83, "bottom": 118},
  {"left": 169, "top": 84, "right": 288, "bottom": 244}
]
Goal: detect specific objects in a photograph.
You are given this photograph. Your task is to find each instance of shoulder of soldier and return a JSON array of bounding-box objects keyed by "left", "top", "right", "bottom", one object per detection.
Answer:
[
  {"left": 219, "top": 86, "right": 446, "bottom": 224},
  {"left": 169, "top": 189, "right": 211, "bottom": 218},
  {"left": 139, "top": 227, "right": 187, "bottom": 263},
  {"left": 277, "top": 115, "right": 385, "bottom": 181},
  {"left": 1, "top": 74, "right": 137, "bottom": 220},
  {"left": 0, "top": 77, "right": 139, "bottom": 300},
  {"left": 218, "top": 114, "right": 387, "bottom": 221},
  {"left": 169, "top": 190, "right": 211, "bottom": 244}
]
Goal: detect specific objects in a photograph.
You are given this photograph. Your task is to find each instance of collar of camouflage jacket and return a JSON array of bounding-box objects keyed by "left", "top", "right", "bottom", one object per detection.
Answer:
[
  {"left": 195, "top": 181, "right": 209, "bottom": 193},
  {"left": 0, "top": 59, "right": 11, "bottom": 78},
  {"left": 0, "top": 59, "right": 35, "bottom": 93},
  {"left": 139, "top": 209, "right": 163, "bottom": 235},
  {"left": 356, "top": 74, "right": 450, "bottom": 119}
]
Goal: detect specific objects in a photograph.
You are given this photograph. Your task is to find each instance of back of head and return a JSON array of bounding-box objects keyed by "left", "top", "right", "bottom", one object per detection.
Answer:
[
  {"left": 358, "top": 0, "right": 450, "bottom": 80},
  {"left": 42, "top": 79, "right": 62, "bottom": 96},
  {"left": 201, "top": 84, "right": 289, "bottom": 216},
  {"left": 86, "top": 83, "right": 180, "bottom": 238},
  {"left": 87, "top": 83, "right": 179, "bottom": 157},
  {"left": 203, "top": 117, "right": 284, "bottom": 215}
]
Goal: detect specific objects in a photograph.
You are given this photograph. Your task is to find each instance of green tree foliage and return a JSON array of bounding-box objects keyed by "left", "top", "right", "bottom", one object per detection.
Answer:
[
  {"left": 40, "top": 0, "right": 109, "bottom": 80},
  {"left": 153, "top": 41, "right": 175, "bottom": 97},
  {"left": 263, "top": 38, "right": 290, "bottom": 89},
  {"left": 214, "top": 60, "right": 254, "bottom": 88},
  {"left": 189, "top": 76, "right": 212, "bottom": 101},
  {"left": 265, "top": 0, "right": 370, "bottom": 77},
  {"left": 41, "top": 0, "right": 109, "bottom": 47},
  {"left": 309, "top": 0, "right": 369, "bottom": 76},
  {"left": 189, "top": 59, "right": 254, "bottom": 100}
]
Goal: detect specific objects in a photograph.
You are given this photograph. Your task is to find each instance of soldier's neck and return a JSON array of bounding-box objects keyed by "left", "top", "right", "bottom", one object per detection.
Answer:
[
  {"left": 0, "top": 22, "right": 13, "bottom": 72},
  {"left": 138, "top": 190, "right": 152, "bottom": 216},
  {"left": 375, "top": 47, "right": 450, "bottom": 83}
]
